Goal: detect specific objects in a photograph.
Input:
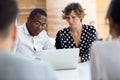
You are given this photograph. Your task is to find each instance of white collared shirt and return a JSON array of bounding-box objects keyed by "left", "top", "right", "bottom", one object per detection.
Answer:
[{"left": 13, "top": 23, "right": 55, "bottom": 60}]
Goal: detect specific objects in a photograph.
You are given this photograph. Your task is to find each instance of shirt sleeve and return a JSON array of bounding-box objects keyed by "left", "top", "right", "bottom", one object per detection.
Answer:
[
  {"left": 55, "top": 31, "right": 62, "bottom": 49},
  {"left": 90, "top": 26, "right": 97, "bottom": 43},
  {"left": 12, "top": 26, "right": 20, "bottom": 54},
  {"left": 12, "top": 36, "right": 19, "bottom": 54},
  {"left": 81, "top": 26, "right": 97, "bottom": 62},
  {"left": 43, "top": 33, "right": 55, "bottom": 50}
]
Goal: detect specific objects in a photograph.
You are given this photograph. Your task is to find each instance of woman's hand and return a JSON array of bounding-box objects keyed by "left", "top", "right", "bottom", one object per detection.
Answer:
[{"left": 78, "top": 56, "right": 81, "bottom": 63}]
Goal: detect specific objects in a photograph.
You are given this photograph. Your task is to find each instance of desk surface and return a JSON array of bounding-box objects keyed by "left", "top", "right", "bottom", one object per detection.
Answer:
[{"left": 55, "top": 61, "right": 91, "bottom": 80}]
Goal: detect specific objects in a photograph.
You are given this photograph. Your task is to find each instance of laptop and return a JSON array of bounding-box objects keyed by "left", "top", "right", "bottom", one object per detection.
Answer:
[{"left": 41, "top": 48, "right": 79, "bottom": 70}]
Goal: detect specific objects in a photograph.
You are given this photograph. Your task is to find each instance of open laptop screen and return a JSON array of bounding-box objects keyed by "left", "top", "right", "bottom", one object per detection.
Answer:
[{"left": 41, "top": 48, "right": 79, "bottom": 70}]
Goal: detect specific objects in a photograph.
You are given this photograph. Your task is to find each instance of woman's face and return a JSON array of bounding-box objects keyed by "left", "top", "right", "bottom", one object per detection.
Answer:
[
  {"left": 66, "top": 11, "right": 81, "bottom": 28},
  {"left": 27, "top": 13, "right": 47, "bottom": 36}
]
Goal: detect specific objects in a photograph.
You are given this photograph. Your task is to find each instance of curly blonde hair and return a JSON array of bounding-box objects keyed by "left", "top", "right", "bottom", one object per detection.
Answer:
[{"left": 62, "top": 2, "right": 86, "bottom": 20}]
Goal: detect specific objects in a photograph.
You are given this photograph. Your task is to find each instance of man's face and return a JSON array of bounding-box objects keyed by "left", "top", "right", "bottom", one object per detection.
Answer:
[{"left": 27, "top": 13, "right": 47, "bottom": 36}]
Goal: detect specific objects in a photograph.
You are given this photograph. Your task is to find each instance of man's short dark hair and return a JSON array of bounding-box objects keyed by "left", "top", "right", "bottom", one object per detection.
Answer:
[
  {"left": 0, "top": 0, "right": 18, "bottom": 37},
  {"left": 29, "top": 8, "right": 47, "bottom": 19}
]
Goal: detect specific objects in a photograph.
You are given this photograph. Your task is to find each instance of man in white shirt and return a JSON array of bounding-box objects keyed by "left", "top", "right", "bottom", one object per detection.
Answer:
[
  {"left": 0, "top": 0, "right": 57, "bottom": 80},
  {"left": 13, "top": 8, "right": 55, "bottom": 60}
]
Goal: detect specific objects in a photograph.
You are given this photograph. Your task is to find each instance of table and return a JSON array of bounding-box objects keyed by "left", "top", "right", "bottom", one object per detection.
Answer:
[{"left": 55, "top": 61, "right": 91, "bottom": 80}]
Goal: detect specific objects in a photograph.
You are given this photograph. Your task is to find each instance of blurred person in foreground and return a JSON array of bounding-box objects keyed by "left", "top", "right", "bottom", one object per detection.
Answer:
[
  {"left": 55, "top": 2, "right": 97, "bottom": 63},
  {"left": 13, "top": 8, "right": 55, "bottom": 60},
  {"left": 90, "top": 0, "right": 120, "bottom": 80},
  {"left": 0, "top": 0, "right": 57, "bottom": 80}
]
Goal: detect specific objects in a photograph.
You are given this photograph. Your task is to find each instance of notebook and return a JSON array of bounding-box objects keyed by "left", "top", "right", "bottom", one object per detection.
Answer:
[{"left": 41, "top": 48, "right": 79, "bottom": 70}]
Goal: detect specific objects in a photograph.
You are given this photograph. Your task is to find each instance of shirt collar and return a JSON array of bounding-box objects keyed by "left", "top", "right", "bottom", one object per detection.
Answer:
[
  {"left": 23, "top": 23, "right": 46, "bottom": 37},
  {"left": 23, "top": 23, "right": 30, "bottom": 35}
]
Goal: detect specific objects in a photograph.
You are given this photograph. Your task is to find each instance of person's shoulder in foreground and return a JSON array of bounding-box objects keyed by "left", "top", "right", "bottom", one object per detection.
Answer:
[
  {"left": 91, "top": 37, "right": 120, "bottom": 56},
  {"left": 0, "top": 50, "right": 57, "bottom": 80},
  {"left": 90, "top": 38, "right": 120, "bottom": 80},
  {"left": 90, "top": 0, "right": 120, "bottom": 79},
  {"left": 0, "top": 0, "right": 57, "bottom": 80}
]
